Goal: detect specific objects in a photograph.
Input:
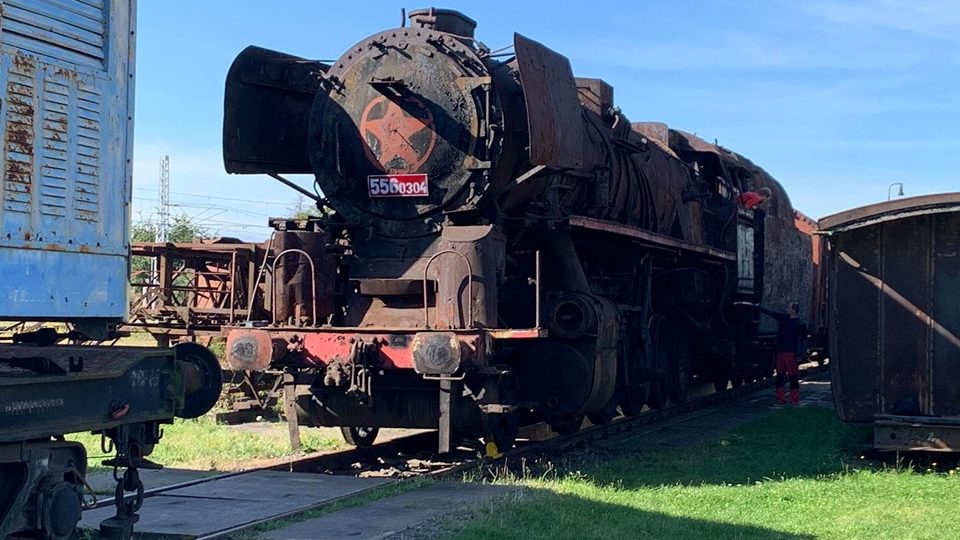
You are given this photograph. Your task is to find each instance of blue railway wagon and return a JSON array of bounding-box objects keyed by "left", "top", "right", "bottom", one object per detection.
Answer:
[
  {"left": 0, "top": 0, "right": 135, "bottom": 326},
  {"left": 0, "top": 4, "right": 225, "bottom": 537}
]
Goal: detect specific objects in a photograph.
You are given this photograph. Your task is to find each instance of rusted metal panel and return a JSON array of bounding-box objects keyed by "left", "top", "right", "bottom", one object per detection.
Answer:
[
  {"left": 222, "top": 46, "right": 327, "bottom": 174},
  {"left": 514, "top": 33, "right": 584, "bottom": 169},
  {"left": 575, "top": 78, "right": 612, "bottom": 116},
  {"left": 0, "top": 0, "right": 135, "bottom": 321},
  {"left": 930, "top": 212, "right": 960, "bottom": 414},
  {"left": 794, "top": 211, "right": 825, "bottom": 332},
  {"left": 822, "top": 194, "right": 960, "bottom": 423},
  {"left": 435, "top": 225, "right": 505, "bottom": 329},
  {"left": 736, "top": 217, "right": 755, "bottom": 292},
  {"left": 631, "top": 122, "right": 674, "bottom": 155},
  {"left": 880, "top": 217, "right": 930, "bottom": 414},
  {"left": 273, "top": 231, "right": 335, "bottom": 326},
  {"left": 829, "top": 226, "right": 882, "bottom": 421}
]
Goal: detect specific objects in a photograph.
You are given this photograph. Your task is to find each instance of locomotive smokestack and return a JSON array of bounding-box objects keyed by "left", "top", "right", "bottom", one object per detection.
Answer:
[{"left": 408, "top": 7, "right": 476, "bottom": 38}]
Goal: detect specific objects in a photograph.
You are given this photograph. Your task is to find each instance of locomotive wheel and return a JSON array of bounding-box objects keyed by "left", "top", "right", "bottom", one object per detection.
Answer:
[
  {"left": 340, "top": 426, "right": 379, "bottom": 448},
  {"left": 670, "top": 339, "right": 692, "bottom": 403},
  {"left": 712, "top": 340, "right": 737, "bottom": 393},
  {"left": 751, "top": 350, "right": 776, "bottom": 381},
  {"left": 587, "top": 399, "right": 619, "bottom": 425},
  {"left": 619, "top": 390, "right": 647, "bottom": 416},
  {"left": 711, "top": 356, "right": 730, "bottom": 393},
  {"left": 550, "top": 415, "right": 585, "bottom": 435},
  {"left": 646, "top": 315, "right": 672, "bottom": 410},
  {"left": 712, "top": 369, "right": 730, "bottom": 393},
  {"left": 619, "top": 316, "right": 651, "bottom": 417},
  {"left": 482, "top": 369, "right": 520, "bottom": 452},
  {"left": 514, "top": 341, "right": 593, "bottom": 421},
  {"left": 175, "top": 342, "right": 224, "bottom": 419},
  {"left": 484, "top": 413, "right": 519, "bottom": 453}
]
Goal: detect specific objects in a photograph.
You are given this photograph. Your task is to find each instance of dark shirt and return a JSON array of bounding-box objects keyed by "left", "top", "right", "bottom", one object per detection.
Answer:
[{"left": 760, "top": 306, "right": 804, "bottom": 354}]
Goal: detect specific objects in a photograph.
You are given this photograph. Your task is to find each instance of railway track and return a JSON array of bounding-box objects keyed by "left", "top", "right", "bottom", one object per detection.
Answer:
[{"left": 83, "top": 363, "right": 827, "bottom": 539}]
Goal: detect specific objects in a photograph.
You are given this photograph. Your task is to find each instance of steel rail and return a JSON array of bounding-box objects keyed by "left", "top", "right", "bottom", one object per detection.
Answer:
[{"left": 87, "top": 430, "right": 441, "bottom": 510}]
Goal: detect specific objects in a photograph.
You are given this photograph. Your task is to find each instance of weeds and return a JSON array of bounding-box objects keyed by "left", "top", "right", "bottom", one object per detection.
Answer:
[{"left": 66, "top": 416, "right": 342, "bottom": 472}]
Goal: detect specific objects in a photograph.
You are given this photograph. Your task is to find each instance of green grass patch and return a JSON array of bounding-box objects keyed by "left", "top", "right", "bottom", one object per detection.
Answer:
[
  {"left": 67, "top": 417, "right": 342, "bottom": 472},
  {"left": 450, "top": 408, "right": 960, "bottom": 540}
]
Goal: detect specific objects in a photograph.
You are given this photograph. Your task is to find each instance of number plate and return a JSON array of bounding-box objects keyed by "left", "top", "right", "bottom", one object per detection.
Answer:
[{"left": 367, "top": 174, "right": 429, "bottom": 198}]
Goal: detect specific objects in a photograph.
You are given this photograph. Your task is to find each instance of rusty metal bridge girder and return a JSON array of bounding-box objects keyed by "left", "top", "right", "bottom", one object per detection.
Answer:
[{"left": 124, "top": 241, "right": 272, "bottom": 338}]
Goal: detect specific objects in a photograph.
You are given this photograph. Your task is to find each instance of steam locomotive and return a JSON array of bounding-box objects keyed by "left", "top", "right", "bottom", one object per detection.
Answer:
[{"left": 223, "top": 8, "right": 812, "bottom": 453}]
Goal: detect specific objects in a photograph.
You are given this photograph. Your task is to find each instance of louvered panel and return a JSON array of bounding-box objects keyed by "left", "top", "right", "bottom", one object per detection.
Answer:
[
  {"left": 7, "top": 0, "right": 105, "bottom": 34},
  {"left": 38, "top": 74, "right": 70, "bottom": 216},
  {"left": 3, "top": 55, "right": 36, "bottom": 214},
  {"left": 73, "top": 78, "right": 100, "bottom": 221},
  {"left": 1, "top": 0, "right": 107, "bottom": 68}
]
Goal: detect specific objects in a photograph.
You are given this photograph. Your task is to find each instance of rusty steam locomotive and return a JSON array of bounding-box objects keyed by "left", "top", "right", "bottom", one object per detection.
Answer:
[{"left": 222, "top": 8, "right": 811, "bottom": 452}]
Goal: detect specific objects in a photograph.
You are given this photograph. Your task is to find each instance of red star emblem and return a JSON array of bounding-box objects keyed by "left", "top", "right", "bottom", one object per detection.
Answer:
[{"left": 360, "top": 96, "right": 436, "bottom": 173}]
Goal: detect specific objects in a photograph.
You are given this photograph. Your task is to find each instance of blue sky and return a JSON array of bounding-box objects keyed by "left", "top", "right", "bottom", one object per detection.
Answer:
[{"left": 131, "top": 1, "right": 960, "bottom": 240}]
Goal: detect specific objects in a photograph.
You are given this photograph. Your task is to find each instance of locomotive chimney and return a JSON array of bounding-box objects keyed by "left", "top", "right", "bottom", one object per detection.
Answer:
[{"left": 408, "top": 7, "right": 476, "bottom": 38}]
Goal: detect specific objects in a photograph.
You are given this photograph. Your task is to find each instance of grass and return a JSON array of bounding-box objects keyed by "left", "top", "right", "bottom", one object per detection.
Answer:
[
  {"left": 448, "top": 408, "right": 960, "bottom": 540},
  {"left": 112, "top": 331, "right": 157, "bottom": 345},
  {"left": 67, "top": 417, "right": 343, "bottom": 472}
]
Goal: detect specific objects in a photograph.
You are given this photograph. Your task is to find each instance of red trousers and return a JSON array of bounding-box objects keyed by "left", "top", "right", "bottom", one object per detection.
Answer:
[{"left": 775, "top": 352, "right": 800, "bottom": 405}]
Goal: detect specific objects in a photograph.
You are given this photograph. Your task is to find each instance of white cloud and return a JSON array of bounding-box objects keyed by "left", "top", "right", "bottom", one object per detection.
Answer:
[
  {"left": 799, "top": 0, "right": 960, "bottom": 43},
  {"left": 571, "top": 31, "right": 923, "bottom": 72},
  {"left": 565, "top": 1, "right": 957, "bottom": 75},
  {"left": 812, "top": 139, "right": 960, "bottom": 150}
]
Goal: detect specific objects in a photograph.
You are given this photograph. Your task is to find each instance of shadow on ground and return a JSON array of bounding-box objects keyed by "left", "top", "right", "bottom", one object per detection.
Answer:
[
  {"left": 449, "top": 488, "right": 814, "bottom": 540},
  {"left": 514, "top": 407, "right": 873, "bottom": 490}
]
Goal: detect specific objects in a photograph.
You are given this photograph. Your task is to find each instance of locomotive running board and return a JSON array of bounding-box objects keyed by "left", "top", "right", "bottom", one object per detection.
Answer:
[{"left": 568, "top": 215, "right": 736, "bottom": 261}]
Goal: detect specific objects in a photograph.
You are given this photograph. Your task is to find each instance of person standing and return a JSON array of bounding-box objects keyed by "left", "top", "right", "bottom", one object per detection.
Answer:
[{"left": 756, "top": 301, "right": 805, "bottom": 405}]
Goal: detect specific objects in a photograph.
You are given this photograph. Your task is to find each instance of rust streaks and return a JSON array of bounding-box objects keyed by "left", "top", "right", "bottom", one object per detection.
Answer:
[
  {"left": 52, "top": 67, "right": 78, "bottom": 80},
  {"left": 12, "top": 55, "right": 35, "bottom": 71},
  {"left": 4, "top": 54, "right": 37, "bottom": 212}
]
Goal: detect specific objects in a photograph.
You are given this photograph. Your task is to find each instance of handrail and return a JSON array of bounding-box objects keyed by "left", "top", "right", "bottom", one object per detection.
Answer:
[
  {"left": 270, "top": 248, "right": 318, "bottom": 326},
  {"left": 422, "top": 250, "right": 474, "bottom": 329}
]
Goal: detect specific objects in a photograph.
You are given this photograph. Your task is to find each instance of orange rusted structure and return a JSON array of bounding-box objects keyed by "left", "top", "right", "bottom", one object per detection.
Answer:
[{"left": 124, "top": 238, "right": 271, "bottom": 341}]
